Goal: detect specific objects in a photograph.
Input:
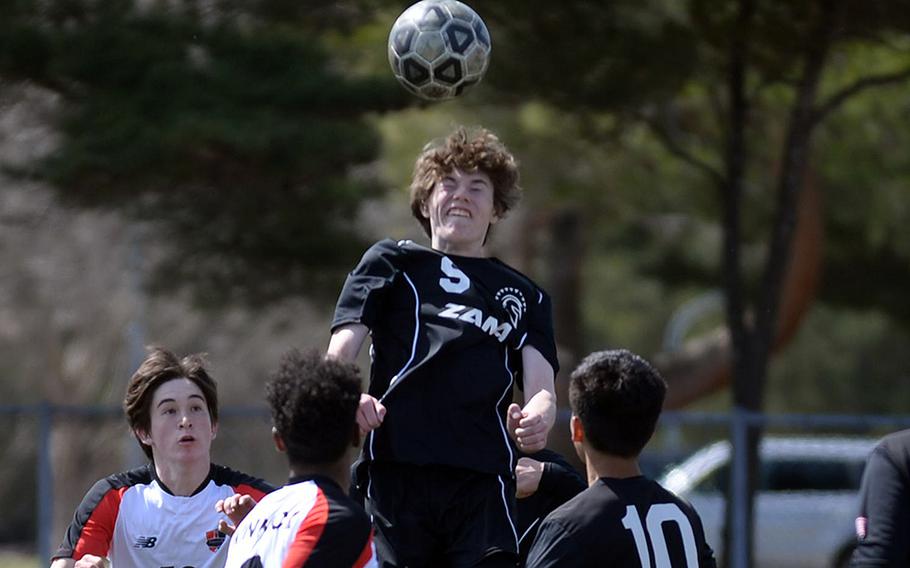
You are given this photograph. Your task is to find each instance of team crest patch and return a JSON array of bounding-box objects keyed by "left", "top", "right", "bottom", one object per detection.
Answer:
[
  {"left": 205, "top": 529, "right": 226, "bottom": 552},
  {"left": 495, "top": 287, "right": 527, "bottom": 328}
]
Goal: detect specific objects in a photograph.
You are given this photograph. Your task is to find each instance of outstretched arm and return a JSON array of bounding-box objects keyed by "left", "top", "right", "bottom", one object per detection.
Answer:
[
  {"left": 508, "top": 346, "right": 556, "bottom": 453},
  {"left": 327, "top": 323, "right": 385, "bottom": 435}
]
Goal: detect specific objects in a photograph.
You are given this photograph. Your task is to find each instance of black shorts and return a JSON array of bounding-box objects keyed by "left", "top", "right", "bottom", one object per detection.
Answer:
[{"left": 363, "top": 462, "right": 519, "bottom": 568}]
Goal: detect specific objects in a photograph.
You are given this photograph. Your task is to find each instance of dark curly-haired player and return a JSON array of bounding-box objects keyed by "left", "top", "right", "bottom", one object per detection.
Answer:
[
  {"left": 526, "top": 349, "right": 716, "bottom": 568},
  {"left": 328, "top": 125, "right": 558, "bottom": 567},
  {"left": 52, "top": 348, "right": 273, "bottom": 568},
  {"left": 225, "top": 349, "right": 376, "bottom": 568}
]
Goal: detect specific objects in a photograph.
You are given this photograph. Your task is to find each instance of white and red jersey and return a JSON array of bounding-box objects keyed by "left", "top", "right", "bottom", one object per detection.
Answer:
[
  {"left": 54, "top": 463, "right": 273, "bottom": 568},
  {"left": 225, "top": 474, "right": 377, "bottom": 568}
]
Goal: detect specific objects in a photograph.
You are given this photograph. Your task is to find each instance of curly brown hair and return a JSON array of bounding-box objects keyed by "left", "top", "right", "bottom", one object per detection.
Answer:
[
  {"left": 409, "top": 126, "right": 521, "bottom": 238},
  {"left": 123, "top": 347, "right": 218, "bottom": 461},
  {"left": 266, "top": 349, "right": 361, "bottom": 466}
]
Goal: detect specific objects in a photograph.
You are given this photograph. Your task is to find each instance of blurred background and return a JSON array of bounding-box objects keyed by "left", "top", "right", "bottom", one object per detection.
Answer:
[{"left": 1, "top": 0, "right": 909, "bottom": 566}]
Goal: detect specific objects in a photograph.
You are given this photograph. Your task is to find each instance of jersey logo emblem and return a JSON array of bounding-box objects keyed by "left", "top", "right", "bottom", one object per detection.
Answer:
[
  {"left": 133, "top": 535, "right": 157, "bottom": 549},
  {"left": 205, "top": 529, "right": 226, "bottom": 552},
  {"left": 495, "top": 287, "right": 527, "bottom": 328},
  {"left": 439, "top": 257, "right": 470, "bottom": 294}
]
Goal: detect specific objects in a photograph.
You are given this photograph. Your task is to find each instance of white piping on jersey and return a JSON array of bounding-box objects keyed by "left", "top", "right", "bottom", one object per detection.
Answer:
[
  {"left": 495, "top": 349, "right": 515, "bottom": 468},
  {"left": 519, "top": 517, "right": 541, "bottom": 545},
  {"left": 368, "top": 271, "right": 420, "bottom": 500},
  {"left": 366, "top": 430, "right": 375, "bottom": 499},
  {"left": 498, "top": 475, "right": 519, "bottom": 549},
  {"left": 381, "top": 272, "right": 420, "bottom": 398},
  {"left": 537, "top": 289, "right": 543, "bottom": 304},
  {"left": 517, "top": 331, "right": 528, "bottom": 350}
]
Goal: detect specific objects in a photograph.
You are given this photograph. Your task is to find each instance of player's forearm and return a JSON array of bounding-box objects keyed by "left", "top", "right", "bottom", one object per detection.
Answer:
[{"left": 50, "top": 559, "right": 74, "bottom": 568}]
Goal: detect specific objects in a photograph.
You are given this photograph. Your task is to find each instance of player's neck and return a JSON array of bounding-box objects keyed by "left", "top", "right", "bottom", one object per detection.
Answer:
[
  {"left": 289, "top": 461, "right": 349, "bottom": 489},
  {"left": 154, "top": 458, "right": 211, "bottom": 496},
  {"left": 584, "top": 450, "right": 642, "bottom": 485},
  {"left": 431, "top": 236, "right": 486, "bottom": 258}
]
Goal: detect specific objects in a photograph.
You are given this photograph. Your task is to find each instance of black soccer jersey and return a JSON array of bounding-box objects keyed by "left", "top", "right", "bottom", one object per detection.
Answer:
[
  {"left": 332, "top": 239, "right": 559, "bottom": 477},
  {"left": 526, "top": 476, "right": 716, "bottom": 568},
  {"left": 852, "top": 429, "right": 910, "bottom": 566}
]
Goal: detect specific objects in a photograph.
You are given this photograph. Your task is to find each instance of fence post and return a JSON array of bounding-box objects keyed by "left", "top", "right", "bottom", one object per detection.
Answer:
[
  {"left": 730, "top": 406, "right": 749, "bottom": 568},
  {"left": 37, "top": 402, "right": 54, "bottom": 566}
]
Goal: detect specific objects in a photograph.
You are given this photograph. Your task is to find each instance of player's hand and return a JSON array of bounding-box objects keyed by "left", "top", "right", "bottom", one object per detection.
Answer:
[
  {"left": 74, "top": 554, "right": 108, "bottom": 568},
  {"left": 508, "top": 394, "right": 555, "bottom": 453},
  {"left": 215, "top": 493, "right": 257, "bottom": 536},
  {"left": 357, "top": 393, "right": 386, "bottom": 435},
  {"left": 516, "top": 457, "right": 545, "bottom": 499}
]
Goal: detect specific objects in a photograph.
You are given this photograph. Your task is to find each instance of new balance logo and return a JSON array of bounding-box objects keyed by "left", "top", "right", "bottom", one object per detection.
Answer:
[{"left": 133, "top": 535, "right": 158, "bottom": 549}]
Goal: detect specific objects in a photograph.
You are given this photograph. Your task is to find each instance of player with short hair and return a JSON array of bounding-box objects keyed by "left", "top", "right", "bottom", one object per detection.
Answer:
[
  {"left": 51, "top": 347, "right": 273, "bottom": 568},
  {"left": 224, "top": 350, "right": 376, "bottom": 568},
  {"left": 526, "top": 349, "right": 716, "bottom": 567},
  {"left": 328, "top": 125, "right": 558, "bottom": 567},
  {"left": 851, "top": 428, "right": 910, "bottom": 566}
]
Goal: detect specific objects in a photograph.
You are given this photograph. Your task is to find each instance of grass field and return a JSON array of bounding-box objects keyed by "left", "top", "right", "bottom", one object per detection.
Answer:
[{"left": 0, "top": 551, "right": 37, "bottom": 567}]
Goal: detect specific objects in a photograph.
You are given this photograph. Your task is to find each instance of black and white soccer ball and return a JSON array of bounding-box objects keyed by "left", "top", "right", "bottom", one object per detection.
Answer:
[{"left": 388, "top": 0, "right": 491, "bottom": 101}]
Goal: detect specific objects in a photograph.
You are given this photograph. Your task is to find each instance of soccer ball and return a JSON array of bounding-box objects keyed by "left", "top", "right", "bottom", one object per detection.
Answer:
[{"left": 388, "top": 0, "right": 491, "bottom": 100}]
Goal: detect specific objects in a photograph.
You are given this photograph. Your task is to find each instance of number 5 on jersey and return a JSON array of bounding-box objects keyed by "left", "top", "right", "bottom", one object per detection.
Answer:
[
  {"left": 439, "top": 257, "right": 470, "bottom": 294},
  {"left": 622, "top": 504, "right": 700, "bottom": 567}
]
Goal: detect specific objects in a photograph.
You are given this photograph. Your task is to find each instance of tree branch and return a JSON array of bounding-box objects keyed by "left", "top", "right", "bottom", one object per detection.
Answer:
[
  {"left": 812, "top": 66, "right": 910, "bottom": 125},
  {"left": 636, "top": 110, "right": 725, "bottom": 186}
]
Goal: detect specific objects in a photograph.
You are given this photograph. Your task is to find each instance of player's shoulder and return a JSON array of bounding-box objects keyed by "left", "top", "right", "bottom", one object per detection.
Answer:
[
  {"left": 544, "top": 482, "right": 619, "bottom": 526},
  {"left": 485, "top": 257, "right": 549, "bottom": 299},
  {"left": 73, "top": 464, "right": 153, "bottom": 515},
  {"left": 365, "top": 238, "right": 426, "bottom": 258},
  {"left": 878, "top": 429, "right": 910, "bottom": 456},
  {"left": 100, "top": 464, "right": 154, "bottom": 491},
  {"left": 210, "top": 463, "right": 275, "bottom": 494},
  {"left": 316, "top": 477, "right": 371, "bottom": 527}
]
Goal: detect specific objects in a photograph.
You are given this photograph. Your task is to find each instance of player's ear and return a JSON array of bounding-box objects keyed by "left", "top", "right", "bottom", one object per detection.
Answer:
[
  {"left": 570, "top": 415, "right": 584, "bottom": 443},
  {"left": 135, "top": 429, "right": 152, "bottom": 446},
  {"left": 272, "top": 427, "right": 287, "bottom": 454},
  {"left": 210, "top": 421, "right": 218, "bottom": 440}
]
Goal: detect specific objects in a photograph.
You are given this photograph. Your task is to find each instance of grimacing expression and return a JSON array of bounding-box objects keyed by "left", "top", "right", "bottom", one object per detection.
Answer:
[
  {"left": 421, "top": 168, "right": 498, "bottom": 254},
  {"left": 137, "top": 378, "right": 216, "bottom": 465}
]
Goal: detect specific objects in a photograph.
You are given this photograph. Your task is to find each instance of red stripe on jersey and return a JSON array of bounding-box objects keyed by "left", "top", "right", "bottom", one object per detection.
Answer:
[
  {"left": 234, "top": 483, "right": 269, "bottom": 502},
  {"left": 73, "top": 486, "right": 128, "bottom": 559},
  {"left": 352, "top": 531, "right": 375, "bottom": 568},
  {"left": 282, "top": 486, "right": 330, "bottom": 567}
]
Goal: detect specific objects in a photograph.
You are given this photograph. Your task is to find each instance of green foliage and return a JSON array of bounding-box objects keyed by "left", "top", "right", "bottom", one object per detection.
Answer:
[
  {"left": 0, "top": 0, "right": 409, "bottom": 304},
  {"left": 768, "top": 305, "right": 910, "bottom": 414}
]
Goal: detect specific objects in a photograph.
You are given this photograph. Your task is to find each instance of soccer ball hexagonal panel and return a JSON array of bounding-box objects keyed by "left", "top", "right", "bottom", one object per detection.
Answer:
[{"left": 388, "top": 0, "right": 490, "bottom": 101}]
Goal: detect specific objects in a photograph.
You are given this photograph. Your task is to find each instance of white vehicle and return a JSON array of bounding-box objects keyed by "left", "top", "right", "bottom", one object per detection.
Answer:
[{"left": 659, "top": 437, "right": 876, "bottom": 568}]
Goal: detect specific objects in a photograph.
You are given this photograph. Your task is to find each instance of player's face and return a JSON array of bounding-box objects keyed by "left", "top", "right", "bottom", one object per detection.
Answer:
[
  {"left": 143, "top": 378, "right": 216, "bottom": 465},
  {"left": 423, "top": 168, "right": 498, "bottom": 257}
]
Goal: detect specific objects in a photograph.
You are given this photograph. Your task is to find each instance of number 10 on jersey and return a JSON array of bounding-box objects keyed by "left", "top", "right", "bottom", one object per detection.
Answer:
[{"left": 622, "top": 504, "right": 700, "bottom": 567}]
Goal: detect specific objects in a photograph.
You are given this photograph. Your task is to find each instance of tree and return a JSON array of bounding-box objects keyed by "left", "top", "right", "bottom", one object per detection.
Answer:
[
  {"left": 0, "top": 0, "right": 409, "bottom": 304},
  {"left": 482, "top": 0, "right": 910, "bottom": 563}
]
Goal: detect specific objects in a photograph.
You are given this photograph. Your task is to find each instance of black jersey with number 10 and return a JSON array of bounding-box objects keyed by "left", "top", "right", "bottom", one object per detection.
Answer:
[
  {"left": 526, "top": 476, "right": 717, "bottom": 567},
  {"left": 332, "top": 239, "right": 559, "bottom": 477}
]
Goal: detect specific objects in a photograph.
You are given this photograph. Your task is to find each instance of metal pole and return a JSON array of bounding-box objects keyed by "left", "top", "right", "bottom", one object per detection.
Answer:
[
  {"left": 37, "top": 402, "right": 54, "bottom": 566},
  {"left": 730, "top": 405, "right": 749, "bottom": 568},
  {"left": 124, "top": 228, "right": 148, "bottom": 468}
]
